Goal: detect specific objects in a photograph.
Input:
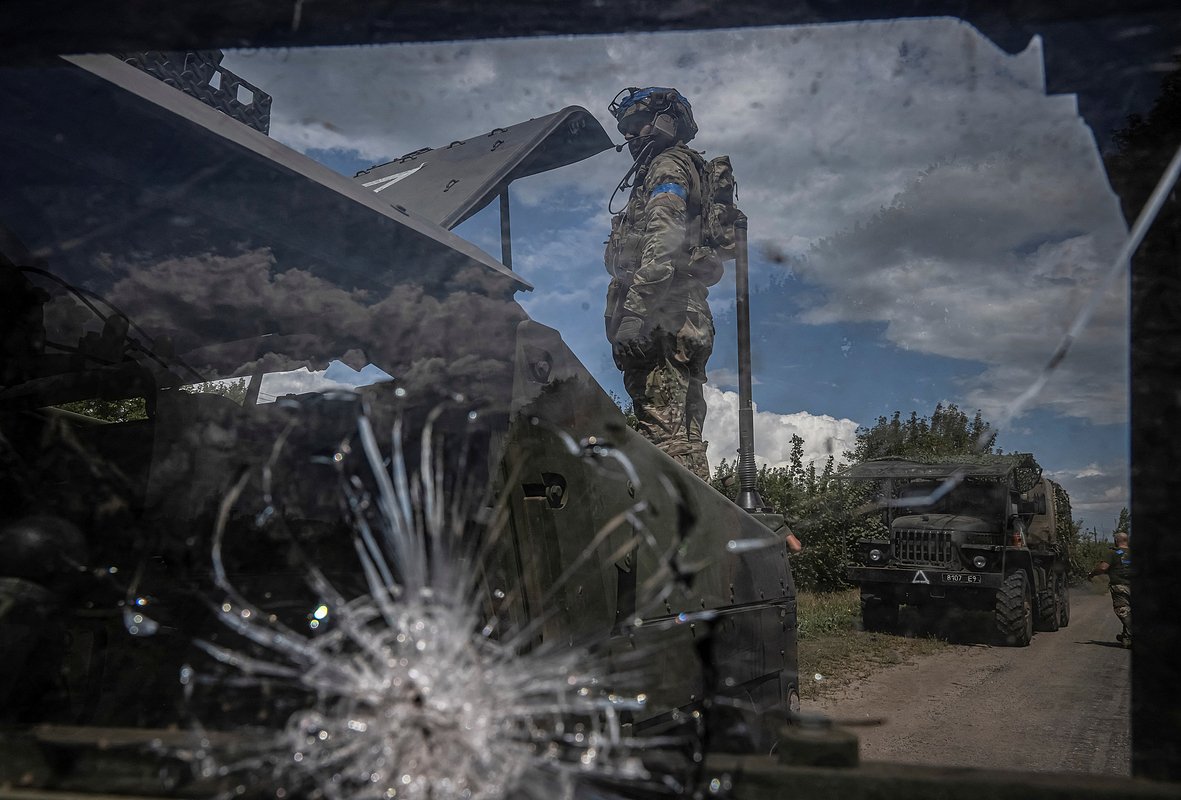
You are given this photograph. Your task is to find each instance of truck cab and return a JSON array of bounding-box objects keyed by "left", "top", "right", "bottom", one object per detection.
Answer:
[{"left": 845, "top": 455, "right": 1071, "bottom": 646}]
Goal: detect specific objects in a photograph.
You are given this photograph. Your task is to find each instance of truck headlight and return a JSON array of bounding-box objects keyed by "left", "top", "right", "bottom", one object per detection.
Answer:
[
  {"left": 868, "top": 548, "right": 884, "bottom": 563},
  {"left": 971, "top": 555, "right": 987, "bottom": 569}
]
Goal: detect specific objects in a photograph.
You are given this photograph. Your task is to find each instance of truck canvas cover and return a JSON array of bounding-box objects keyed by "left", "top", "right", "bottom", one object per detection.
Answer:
[{"left": 839, "top": 453, "right": 1040, "bottom": 482}]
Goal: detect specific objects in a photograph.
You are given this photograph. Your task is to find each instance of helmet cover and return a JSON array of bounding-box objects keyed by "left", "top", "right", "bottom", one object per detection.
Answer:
[{"left": 608, "top": 87, "right": 698, "bottom": 143}]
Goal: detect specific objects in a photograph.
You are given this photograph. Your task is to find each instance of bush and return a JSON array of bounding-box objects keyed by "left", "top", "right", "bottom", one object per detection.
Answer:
[
  {"left": 1070, "top": 538, "right": 1112, "bottom": 586},
  {"left": 711, "top": 453, "right": 878, "bottom": 593}
]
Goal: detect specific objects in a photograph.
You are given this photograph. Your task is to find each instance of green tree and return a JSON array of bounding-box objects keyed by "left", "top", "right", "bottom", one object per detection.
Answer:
[
  {"left": 710, "top": 459, "right": 801, "bottom": 516},
  {"left": 1115, "top": 506, "right": 1131, "bottom": 534},
  {"left": 183, "top": 377, "right": 249, "bottom": 405},
  {"left": 609, "top": 391, "right": 640, "bottom": 432},
  {"left": 56, "top": 397, "right": 147, "bottom": 422},
  {"left": 788, "top": 434, "right": 805, "bottom": 483},
  {"left": 710, "top": 451, "right": 878, "bottom": 593},
  {"left": 1051, "top": 480, "right": 1097, "bottom": 585},
  {"left": 851, "top": 402, "right": 996, "bottom": 461},
  {"left": 54, "top": 377, "right": 249, "bottom": 423}
]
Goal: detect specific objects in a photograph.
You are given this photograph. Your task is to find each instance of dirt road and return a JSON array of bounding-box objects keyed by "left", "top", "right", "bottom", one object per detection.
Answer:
[{"left": 809, "top": 589, "right": 1131, "bottom": 775}]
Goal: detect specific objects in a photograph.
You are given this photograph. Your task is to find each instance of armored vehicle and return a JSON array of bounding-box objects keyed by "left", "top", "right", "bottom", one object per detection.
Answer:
[
  {"left": 0, "top": 52, "right": 798, "bottom": 795},
  {"left": 844, "top": 454, "right": 1071, "bottom": 646}
]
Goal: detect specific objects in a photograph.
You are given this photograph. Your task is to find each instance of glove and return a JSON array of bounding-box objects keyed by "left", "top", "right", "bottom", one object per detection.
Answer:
[{"left": 612, "top": 315, "right": 649, "bottom": 360}]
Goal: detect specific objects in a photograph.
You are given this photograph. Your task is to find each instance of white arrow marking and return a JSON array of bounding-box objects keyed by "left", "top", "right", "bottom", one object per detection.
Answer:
[{"left": 362, "top": 163, "right": 425, "bottom": 193}]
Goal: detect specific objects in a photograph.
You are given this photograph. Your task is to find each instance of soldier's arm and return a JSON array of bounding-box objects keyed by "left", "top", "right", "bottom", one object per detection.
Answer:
[{"left": 622, "top": 156, "right": 693, "bottom": 320}]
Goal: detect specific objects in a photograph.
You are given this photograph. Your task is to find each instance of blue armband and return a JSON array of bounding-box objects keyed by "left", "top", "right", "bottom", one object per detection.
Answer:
[{"left": 651, "top": 182, "right": 687, "bottom": 201}]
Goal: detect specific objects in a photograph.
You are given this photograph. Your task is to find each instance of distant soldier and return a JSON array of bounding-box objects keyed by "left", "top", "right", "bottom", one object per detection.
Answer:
[
  {"left": 603, "top": 87, "right": 723, "bottom": 481},
  {"left": 1088, "top": 531, "right": 1132, "bottom": 648}
]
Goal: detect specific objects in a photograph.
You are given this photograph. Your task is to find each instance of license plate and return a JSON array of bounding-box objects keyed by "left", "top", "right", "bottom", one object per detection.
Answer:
[{"left": 942, "top": 573, "right": 981, "bottom": 584}]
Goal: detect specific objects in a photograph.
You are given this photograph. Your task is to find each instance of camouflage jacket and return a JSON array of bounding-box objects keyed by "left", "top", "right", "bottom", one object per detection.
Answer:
[
  {"left": 604, "top": 143, "right": 718, "bottom": 336},
  {"left": 1106, "top": 546, "right": 1132, "bottom": 586}
]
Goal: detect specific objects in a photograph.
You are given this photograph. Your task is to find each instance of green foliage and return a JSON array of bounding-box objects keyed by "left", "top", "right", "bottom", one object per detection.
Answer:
[
  {"left": 711, "top": 458, "right": 798, "bottom": 514},
  {"left": 53, "top": 377, "right": 250, "bottom": 423},
  {"left": 850, "top": 403, "right": 995, "bottom": 461},
  {"left": 1065, "top": 512, "right": 1122, "bottom": 588},
  {"left": 1115, "top": 506, "right": 1130, "bottom": 534},
  {"left": 183, "top": 377, "right": 249, "bottom": 405},
  {"left": 789, "top": 484, "right": 883, "bottom": 594},
  {"left": 56, "top": 397, "right": 147, "bottom": 422},
  {"left": 1051, "top": 481, "right": 1089, "bottom": 586},
  {"left": 608, "top": 391, "right": 640, "bottom": 432},
  {"left": 710, "top": 457, "right": 880, "bottom": 593},
  {"left": 1071, "top": 536, "right": 1111, "bottom": 586}
]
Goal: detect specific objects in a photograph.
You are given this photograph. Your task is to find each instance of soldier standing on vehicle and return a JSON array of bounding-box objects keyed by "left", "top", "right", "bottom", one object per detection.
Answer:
[
  {"left": 603, "top": 87, "right": 725, "bottom": 482},
  {"left": 1088, "top": 530, "right": 1132, "bottom": 648}
]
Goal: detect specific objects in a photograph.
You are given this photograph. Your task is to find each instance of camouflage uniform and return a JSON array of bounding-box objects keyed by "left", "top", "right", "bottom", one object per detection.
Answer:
[
  {"left": 605, "top": 143, "right": 717, "bottom": 481},
  {"left": 1106, "top": 545, "right": 1132, "bottom": 646}
]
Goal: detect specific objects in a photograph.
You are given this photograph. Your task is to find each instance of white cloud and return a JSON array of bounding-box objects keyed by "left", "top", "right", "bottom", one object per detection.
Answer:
[
  {"left": 702, "top": 384, "right": 860, "bottom": 472},
  {"left": 223, "top": 17, "right": 1127, "bottom": 430},
  {"left": 706, "top": 368, "right": 764, "bottom": 390},
  {"left": 801, "top": 156, "right": 1127, "bottom": 424},
  {"left": 1046, "top": 460, "right": 1128, "bottom": 530},
  {"left": 511, "top": 214, "right": 610, "bottom": 282}
]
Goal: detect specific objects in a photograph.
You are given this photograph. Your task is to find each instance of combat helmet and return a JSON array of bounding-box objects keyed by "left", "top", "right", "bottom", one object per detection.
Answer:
[{"left": 608, "top": 86, "right": 698, "bottom": 145}]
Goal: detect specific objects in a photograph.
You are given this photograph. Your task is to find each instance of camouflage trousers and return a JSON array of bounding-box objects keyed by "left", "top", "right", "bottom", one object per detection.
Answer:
[
  {"left": 1110, "top": 583, "right": 1131, "bottom": 641},
  {"left": 621, "top": 311, "right": 713, "bottom": 482}
]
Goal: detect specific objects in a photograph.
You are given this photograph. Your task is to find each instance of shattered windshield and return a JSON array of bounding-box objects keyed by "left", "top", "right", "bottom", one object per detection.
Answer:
[{"left": 2, "top": 9, "right": 1171, "bottom": 798}]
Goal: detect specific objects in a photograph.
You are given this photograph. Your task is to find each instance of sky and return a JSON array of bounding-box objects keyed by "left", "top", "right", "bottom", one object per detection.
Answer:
[{"left": 223, "top": 17, "right": 1132, "bottom": 530}]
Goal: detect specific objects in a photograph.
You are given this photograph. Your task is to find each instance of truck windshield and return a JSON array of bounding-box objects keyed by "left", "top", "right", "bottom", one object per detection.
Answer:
[{"left": 895, "top": 480, "right": 1009, "bottom": 521}]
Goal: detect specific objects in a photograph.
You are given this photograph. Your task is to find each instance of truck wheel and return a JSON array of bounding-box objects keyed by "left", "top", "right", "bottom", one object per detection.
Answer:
[
  {"left": 860, "top": 592, "right": 898, "bottom": 633},
  {"left": 995, "top": 570, "right": 1033, "bottom": 646},
  {"left": 1056, "top": 574, "right": 1071, "bottom": 628},
  {"left": 1035, "top": 576, "right": 1060, "bottom": 632}
]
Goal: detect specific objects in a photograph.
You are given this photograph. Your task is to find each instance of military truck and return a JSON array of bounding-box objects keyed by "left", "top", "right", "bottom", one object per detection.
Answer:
[
  {"left": 844, "top": 454, "right": 1071, "bottom": 646},
  {"left": 0, "top": 52, "right": 797, "bottom": 794}
]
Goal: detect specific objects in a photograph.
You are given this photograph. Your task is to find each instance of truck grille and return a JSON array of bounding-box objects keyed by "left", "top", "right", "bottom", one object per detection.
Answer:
[{"left": 893, "top": 528, "right": 954, "bottom": 567}]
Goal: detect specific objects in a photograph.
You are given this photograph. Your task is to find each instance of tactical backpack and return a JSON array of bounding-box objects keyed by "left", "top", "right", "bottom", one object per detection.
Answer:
[
  {"left": 687, "top": 154, "right": 741, "bottom": 283},
  {"left": 605, "top": 150, "right": 740, "bottom": 282}
]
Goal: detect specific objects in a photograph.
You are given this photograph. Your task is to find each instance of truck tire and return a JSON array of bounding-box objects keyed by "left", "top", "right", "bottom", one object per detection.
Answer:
[
  {"left": 1056, "top": 574, "right": 1071, "bottom": 628},
  {"left": 995, "top": 570, "right": 1033, "bottom": 646},
  {"left": 860, "top": 591, "right": 898, "bottom": 633},
  {"left": 1035, "top": 575, "right": 1060, "bottom": 632}
]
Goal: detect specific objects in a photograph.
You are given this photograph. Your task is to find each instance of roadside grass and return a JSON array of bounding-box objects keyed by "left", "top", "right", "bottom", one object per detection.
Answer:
[
  {"left": 796, "top": 589, "right": 951, "bottom": 701},
  {"left": 796, "top": 589, "right": 861, "bottom": 640}
]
